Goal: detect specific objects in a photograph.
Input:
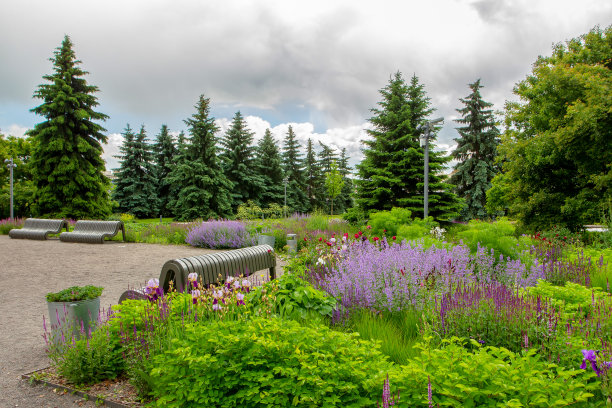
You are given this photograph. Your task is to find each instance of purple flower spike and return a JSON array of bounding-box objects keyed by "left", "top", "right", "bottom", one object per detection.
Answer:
[{"left": 580, "top": 349, "right": 601, "bottom": 376}]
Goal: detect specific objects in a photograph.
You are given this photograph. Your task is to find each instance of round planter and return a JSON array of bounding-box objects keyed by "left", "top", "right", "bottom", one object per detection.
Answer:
[
  {"left": 286, "top": 234, "right": 297, "bottom": 253},
  {"left": 257, "top": 234, "right": 276, "bottom": 248},
  {"left": 47, "top": 297, "right": 100, "bottom": 341}
]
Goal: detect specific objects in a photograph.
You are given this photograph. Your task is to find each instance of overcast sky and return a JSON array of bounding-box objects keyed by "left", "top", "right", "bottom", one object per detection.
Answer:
[{"left": 1, "top": 0, "right": 610, "bottom": 170}]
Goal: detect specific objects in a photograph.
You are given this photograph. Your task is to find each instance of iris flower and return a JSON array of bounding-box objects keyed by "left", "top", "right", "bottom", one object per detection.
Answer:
[{"left": 580, "top": 349, "right": 601, "bottom": 376}]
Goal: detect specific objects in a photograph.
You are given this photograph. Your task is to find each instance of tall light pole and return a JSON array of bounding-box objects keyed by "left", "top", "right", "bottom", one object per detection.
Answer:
[
  {"left": 418, "top": 117, "right": 444, "bottom": 219},
  {"left": 283, "top": 177, "right": 288, "bottom": 219},
  {"left": 5, "top": 158, "right": 17, "bottom": 220}
]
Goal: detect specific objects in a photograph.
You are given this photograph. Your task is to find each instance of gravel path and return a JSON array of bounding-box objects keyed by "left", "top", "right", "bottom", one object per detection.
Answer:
[{"left": 0, "top": 235, "right": 283, "bottom": 407}]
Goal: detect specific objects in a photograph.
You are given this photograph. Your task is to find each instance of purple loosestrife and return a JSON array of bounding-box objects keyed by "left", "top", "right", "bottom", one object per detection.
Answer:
[{"left": 185, "top": 220, "right": 256, "bottom": 249}]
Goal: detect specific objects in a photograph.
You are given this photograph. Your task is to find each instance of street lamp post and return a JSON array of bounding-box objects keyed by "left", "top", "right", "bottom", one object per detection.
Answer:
[
  {"left": 283, "top": 177, "right": 288, "bottom": 219},
  {"left": 5, "top": 158, "right": 17, "bottom": 220},
  {"left": 418, "top": 117, "right": 444, "bottom": 219}
]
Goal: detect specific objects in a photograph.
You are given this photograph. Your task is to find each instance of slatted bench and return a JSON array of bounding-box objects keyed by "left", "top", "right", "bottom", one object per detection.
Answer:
[
  {"left": 59, "top": 220, "right": 126, "bottom": 244},
  {"left": 8, "top": 218, "right": 68, "bottom": 240},
  {"left": 118, "top": 244, "right": 276, "bottom": 303}
]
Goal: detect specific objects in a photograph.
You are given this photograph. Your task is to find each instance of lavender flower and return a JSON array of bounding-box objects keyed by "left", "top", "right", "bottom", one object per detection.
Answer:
[{"left": 185, "top": 220, "right": 256, "bottom": 249}]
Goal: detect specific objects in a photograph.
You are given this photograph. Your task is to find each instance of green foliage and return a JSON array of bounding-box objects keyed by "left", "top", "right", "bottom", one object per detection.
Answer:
[
  {"left": 46, "top": 285, "right": 103, "bottom": 302},
  {"left": 167, "top": 95, "right": 233, "bottom": 221},
  {"left": 28, "top": 35, "right": 111, "bottom": 219},
  {"left": 392, "top": 337, "right": 598, "bottom": 407},
  {"left": 0, "top": 217, "right": 24, "bottom": 234},
  {"left": 344, "top": 308, "right": 421, "bottom": 365},
  {"left": 153, "top": 124, "right": 178, "bottom": 218},
  {"left": 46, "top": 325, "right": 123, "bottom": 385},
  {"left": 368, "top": 207, "right": 413, "bottom": 237},
  {"left": 220, "top": 111, "right": 264, "bottom": 209},
  {"left": 355, "top": 72, "right": 463, "bottom": 221},
  {"left": 282, "top": 125, "right": 309, "bottom": 213},
  {"left": 499, "top": 26, "right": 612, "bottom": 232},
  {"left": 0, "top": 133, "right": 35, "bottom": 218},
  {"left": 525, "top": 279, "right": 608, "bottom": 318},
  {"left": 247, "top": 272, "right": 337, "bottom": 321},
  {"left": 325, "top": 160, "right": 345, "bottom": 215},
  {"left": 254, "top": 129, "right": 285, "bottom": 208},
  {"left": 148, "top": 317, "right": 390, "bottom": 407},
  {"left": 454, "top": 218, "right": 519, "bottom": 259},
  {"left": 304, "top": 138, "right": 324, "bottom": 212},
  {"left": 568, "top": 247, "right": 611, "bottom": 292},
  {"left": 112, "top": 125, "right": 159, "bottom": 218},
  {"left": 343, "top": 206, "right": 367, "bottom": 225},
  {"left": 450, "top": 79, "right": 500, "bottom": 220},
  {"left": 121, "top": 222, "right": 191, "bottom": 245}
]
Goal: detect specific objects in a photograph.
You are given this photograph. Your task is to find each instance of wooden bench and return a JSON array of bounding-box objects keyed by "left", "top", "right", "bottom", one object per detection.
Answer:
[
  {"left": 118, "top": 244, "right": 276, "bottom": 303},
  {"left": 59, "top": 220, "right": 126, "bottom": 244},
  {"left": 8, "top": 218, "right": 68, "bottom": 240}
]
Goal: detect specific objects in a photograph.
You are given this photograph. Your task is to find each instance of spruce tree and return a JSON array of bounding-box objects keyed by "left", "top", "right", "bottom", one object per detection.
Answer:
[
  {"left": 168, "top": 95, "right": 233, "bottom": 221},
  {"left": 28, "top": 35, "right": 111, "bottom": 218},
  {"left": 282, "top": 125, "right": 308, "bottom": 213},
  {"left": 356, "top": 72, "right": 462, "bottom": 220},
  {"left": 317, "top": 141, "right": 339, "bottom": 212},
  {"left": 219, "top": 111, "right": 263, "bottom": 208},
  {"left": 153, "top": 124, "right": 178, "bottom": 218},
  {"left": 112, "top": 124, "right": 136, "bottom": 214},
  {"left": 318, "top": 141, "right": 338, "bottom": 173},
  {"left": 304, "top": 138, "right": 322, "bottom": 211},
  {"left": 337, "top": 148, "right": 354, "bottom": 213},
  {"left": 450, "top": 79, "right": 500, "bottom": 220},
  {"left": 254, "top": 129, "right": 285, "bottom": 208}
]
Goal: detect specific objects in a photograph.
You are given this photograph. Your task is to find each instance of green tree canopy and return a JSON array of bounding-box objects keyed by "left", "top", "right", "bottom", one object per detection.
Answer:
[
  {"left": 356, "top": 72, "right": 462, "bottom": 220},
  {"left": 153, "top": 124, "right": 178, "bottom": 218},
  {"left": 254, "top": 129, "right": 285, "bottom": 208},
  {"left": 450, "top": 79, "right": 500, "bottom": 220},
  {"left": 219, "top": 111, "right": 264, "bottom": 209},
  {"left": 0, "top": 133, "right": 35, "bottom": 218},
  {"left": 168, "top": 95, "right": 233, "bottom": 221},
  {"left": 497, "top": 25, "right": 612, "bottom": 231},
  {"left": 325, "top": 160, "right": 344, "bottom": 215},
  {"left": 282, "top": 125, "right": 308, "bottom": 213},
  {"left": 27, "top": 35, "right": 111, "bottom": 219},
  {"left": 113, "top": 125, "right": 158, "bottom": 218}
]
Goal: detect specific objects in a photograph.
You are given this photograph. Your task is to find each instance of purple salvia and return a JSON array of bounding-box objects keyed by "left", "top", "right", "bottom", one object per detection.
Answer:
[{"left": 428, "top": 376, "right": 433, "bottom": 408}]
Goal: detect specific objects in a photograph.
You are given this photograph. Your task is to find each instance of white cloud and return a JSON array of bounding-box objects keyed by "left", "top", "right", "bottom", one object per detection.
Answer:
[
  {"left": 3, "top": 124, "right": 29, "bottom": 138},
  {"left": 102, "top": 133, "right": 123, "bottom": 171}
]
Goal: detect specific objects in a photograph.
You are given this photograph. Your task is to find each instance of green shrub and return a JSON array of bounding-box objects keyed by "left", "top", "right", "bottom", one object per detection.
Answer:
[
  {"left": 455, "top": 218, "right": 519, "bottom": 259},
  {"left": 368, "top": 207, "right": 414, "bottom": 237},
  {"left": 46, "top": 325, "right": 123, "bottom": 385},
  {"left": 525, "top": 279, "right": 608, "bottom": 318},
  {"left": 343, "top": 206, "right": 367, "bottom": 225},
  {"left": 149, "top": 317, "right": 391, "bottom": 407},
  {"left": 568, "top": 248, "right": 611, "bottom": 292},
  {"left": 0, "top": 217, "right": 25, "bottom": 234},
  {"left": 247, "top": 272, "right": 337, "bottom": 322},
  {"left": 392, "top": 337, "right": 598, "bottom": 407}
]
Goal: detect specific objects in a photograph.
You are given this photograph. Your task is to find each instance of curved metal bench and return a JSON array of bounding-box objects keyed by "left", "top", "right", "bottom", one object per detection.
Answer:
[
  {"left": 59, "top": 220, "right": 126, "bottom": 244},
  {"left": 8, "top": 218, "right": 68, "bottom": 240},
  {"left": 119, "top": 244, "right": 276, "bottom": 303}
]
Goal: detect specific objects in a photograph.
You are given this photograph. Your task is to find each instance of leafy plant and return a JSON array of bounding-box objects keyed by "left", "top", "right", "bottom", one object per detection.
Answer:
[
  {"left": 46, "top": 286, "right": 103, "bottom": 302},
  {"left": 0, "top": 217, "right": 25, "bottom": 234},
  {"left": 525, "top": 279, "right": 608, "bottom": 317},
  {"left": 454, "top": 218, "right": 519, "bottom": 259},
  {"left": 148, "top": 317, "right": 391, "bottom": 407}
]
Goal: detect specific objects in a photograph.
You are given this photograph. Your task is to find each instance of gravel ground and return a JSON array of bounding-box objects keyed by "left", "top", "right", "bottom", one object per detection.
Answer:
[{"left": 0, "top": 235, "right": 283, "bottom": 407}]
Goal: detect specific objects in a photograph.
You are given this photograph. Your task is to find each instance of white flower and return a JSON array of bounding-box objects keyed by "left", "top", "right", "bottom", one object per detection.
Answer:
[
  {"left": 236, "top": 293, "right": 245, "bottom": 301},
  {"left": 233, "top": 280, "right": 241, "bottom": 289},
  {"left": 342, "top": 244, "right": 348, "bottom": 251},
  {"left": 330, "top": 237, "right": 336, "bottom": 244},
  {"left": 226, "top": 276, "right": 235, "bottom": 284},
  {"left": 242, "top": 279, "right": 251, "bottom": 287},
  {"left": 317, "top": 257, "right": 325, "bottom": 265},
  {"left": 213, "top": 290, "right": 223, "bottom": 299},
  {"left": 213, "top": 303, "right": 222, "bottom": 311},
  {"left": 188, "top": 272, "right": 198, "bottom": 281},
  {"left": 191, "top": 289, "right": 200, "bottom": 298}
]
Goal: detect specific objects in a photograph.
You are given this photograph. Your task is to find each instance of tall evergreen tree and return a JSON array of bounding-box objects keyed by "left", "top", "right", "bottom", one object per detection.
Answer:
[
  {"left": 318, "top": 141, "right": 338, "bottom": 173},
  {"left": 450, "top": 79, "right": 500, "bottom": 220},
  {"left": 337, "top": 148, "right": 354, "bottom": 213},
  {"left": 304, "top": 138, "right": 322, "bottom": 211},
  {"left": 356, "top": 72, "right": 462, "bottom": 220},
  {"left": 282, "top": 125, "right": 308, "bottom": 213},
  {"left": 219, "top": 111, "right": 263, "bottom": 208},
  {"left": 153, "top": 124, "right": 178, "bottom": 218},
  {"left": 27, "top": 35, "right": 111, "bottom": 218},
  {"left": 168, "top": 95, "right": 233, "bottom": 220},
  {"left": 254, "top": 129, "right": 284, "bottom": 207},
  {"left": 113, "top": 125, "right": 158, "bottom": 218}
]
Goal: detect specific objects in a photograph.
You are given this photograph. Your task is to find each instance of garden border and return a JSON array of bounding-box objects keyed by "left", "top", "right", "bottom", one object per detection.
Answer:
[{"left": 21, "top": 367, "right": 134, "bottom": 407}]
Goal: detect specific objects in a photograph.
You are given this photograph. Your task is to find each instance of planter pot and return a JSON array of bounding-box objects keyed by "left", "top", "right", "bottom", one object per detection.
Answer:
[
  {"left": 286, "top": 234, "right": 297, "bottom": 253},
  {"left": 257, "top": 234, "right": 276, "bottom": 248},
  {"left": 47, "top": 297, "right": 100, "bottom": 341}
]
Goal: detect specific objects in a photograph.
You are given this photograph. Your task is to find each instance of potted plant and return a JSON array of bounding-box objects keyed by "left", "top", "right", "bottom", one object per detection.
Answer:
[
  {"left": 256, "top": 226, "right": 276, "bottom": 248},
  {"left": 46, "top": 285, "right": 103, "bottom": 340}
]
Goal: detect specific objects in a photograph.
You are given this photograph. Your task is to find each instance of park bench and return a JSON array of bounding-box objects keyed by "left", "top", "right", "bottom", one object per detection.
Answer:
[
  {"left": 59, "top": 220, "right": 126, "bottom": 244},
  {"left": 118, "top": 244, "right": 276, "bottom": 303},
  {"left": 8, "top": 218, "right": 68, "bottom": 240}
]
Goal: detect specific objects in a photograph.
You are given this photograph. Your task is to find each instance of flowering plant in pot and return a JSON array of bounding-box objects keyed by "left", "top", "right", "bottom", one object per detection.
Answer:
[{"left": 46, "top": 285, "right": 103, "bottom": 340}]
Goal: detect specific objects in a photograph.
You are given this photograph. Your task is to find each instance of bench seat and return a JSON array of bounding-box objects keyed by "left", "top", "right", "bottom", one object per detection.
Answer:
[
  {"left": 119, "top": 244, "right": 276, "bottom": 303},
  {"left": 60, "top": 220, "right": 126, "bottom": 244},
  {"left": 8, "top": 218, "right": 68, "bottom": 240}
]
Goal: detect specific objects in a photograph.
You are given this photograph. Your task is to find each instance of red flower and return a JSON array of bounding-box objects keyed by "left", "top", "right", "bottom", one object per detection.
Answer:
[
  {"left": 392, "top": 236, "right": 396, "bottom": 240},
  {"left": 383, "top": 229, "right": 387, "bottom": 233},
  {"left": 319, "top": 237, "right": 323, "bottom": 242},
  {"left": 373, "top": 237, "right": 379, "bottom": 241},
  {"left": 358, "top": 231, "right": 363, "bottom": 236},
  {"left": 366, "top": 225, "right": 372, "bottom": 230},
  {"left": 267, "top": 249, "right": 271, "bottom": 253},
  {"left": 354, "top": 233, "right": 359, "bottom": 239},
  {"left": 326, "top": 242, "right": 332, "bottom": 247},
  {"left": 564, "top": 236, "right": 567, "bottom": 240},
  {"left": 303, "top": 237, "right": 307, "bottom": 241}
]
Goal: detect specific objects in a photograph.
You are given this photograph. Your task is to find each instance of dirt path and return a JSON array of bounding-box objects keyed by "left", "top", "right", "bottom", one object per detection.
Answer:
[{"left": 0, "top": 235, "right": 283, "bottom": 407}]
